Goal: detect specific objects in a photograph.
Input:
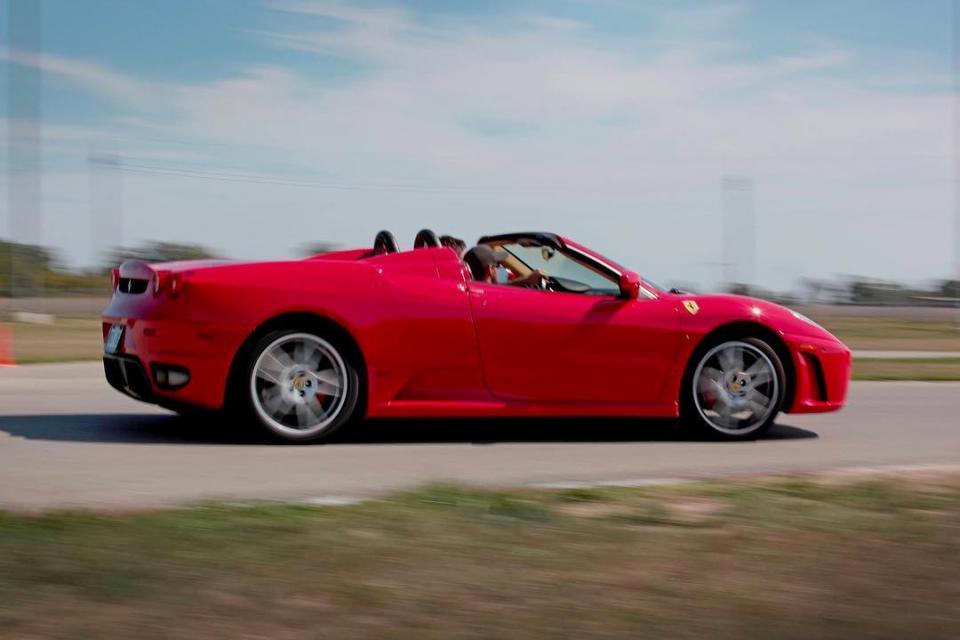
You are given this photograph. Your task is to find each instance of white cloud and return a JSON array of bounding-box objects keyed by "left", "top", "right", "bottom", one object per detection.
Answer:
[
  {"left": 660, "top": 3, "right": 748, "bottom": 34},
  {"left": 0, "top": 49, "right": 157, "bottom": 107},
  {"left": 268, "top": 0, "right": 410, "bottom": 30},
  {"left": 523, "top": 15, "right": 589, "bottom": 32}
]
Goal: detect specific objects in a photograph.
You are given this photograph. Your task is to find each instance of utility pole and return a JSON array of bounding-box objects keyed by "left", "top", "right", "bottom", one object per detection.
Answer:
[
  {"left": 954, "top": 0, "right": 960, "bottom": 330},
  {"left": 89, "top": 152, "right": 123, "bottom": 271},
  {"left": 721, "top": 176, "right": 755, "bottom": 292},
  {"left": 6, "top": 0, "right": 43, "bottom": 299}
]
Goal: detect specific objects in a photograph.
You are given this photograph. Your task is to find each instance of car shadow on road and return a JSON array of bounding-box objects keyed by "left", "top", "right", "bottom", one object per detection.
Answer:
[
  {"left": 340, "top": 418, "right": 818, "bottom": 444},
  {"left": 0, "top": 413, "right": 818, "bottom": 445}
]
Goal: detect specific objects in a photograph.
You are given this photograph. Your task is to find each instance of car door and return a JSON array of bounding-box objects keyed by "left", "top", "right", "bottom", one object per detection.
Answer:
[{"left": 468, "top": 283, "right": 682, "bottom": 405}]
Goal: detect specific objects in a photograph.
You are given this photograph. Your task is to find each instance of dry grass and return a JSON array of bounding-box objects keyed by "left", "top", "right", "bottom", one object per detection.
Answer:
[
  {"left": 1, "top": 477, "right": 959, "bottom": 639},
  {"left": 853, "top": 358, "right": 960, "bottom": 381},
  {"left": 2, "top": 302, "right": 960, "bottom": 369},
  {"left": 5, "top": 319, "right": 103, "bottom": 364},
  {"left": 800, "top": 306, "right": 960, "bottom": 351}
]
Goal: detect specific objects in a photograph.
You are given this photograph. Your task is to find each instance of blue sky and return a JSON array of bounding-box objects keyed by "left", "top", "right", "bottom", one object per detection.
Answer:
[{"left": 1, "top": 0, "right": 955, "bottom": 289}]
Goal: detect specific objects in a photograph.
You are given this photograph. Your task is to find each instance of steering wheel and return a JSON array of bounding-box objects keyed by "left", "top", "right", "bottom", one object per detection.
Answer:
[
  {"left": 514, "top": 272, "right": 553, "bottom": 290},
  {"left": 543, "top": 275, "right": 591, "bottom": 293},
  {"left": 414, "top": 229, "right": 440, "bottom": 249},
  {"left": 373, "top": 230, "right": 400, "bottom": 255}
]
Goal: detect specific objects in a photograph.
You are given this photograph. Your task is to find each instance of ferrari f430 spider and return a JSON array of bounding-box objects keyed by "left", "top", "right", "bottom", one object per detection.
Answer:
[{"left": 103, "top": 230, "right": 850, "bottom": 442}]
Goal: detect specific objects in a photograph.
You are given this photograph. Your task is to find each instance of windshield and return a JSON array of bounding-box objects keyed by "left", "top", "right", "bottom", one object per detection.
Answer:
[{"left": 500, "top": 242, "right": 620, "bottom": 295}]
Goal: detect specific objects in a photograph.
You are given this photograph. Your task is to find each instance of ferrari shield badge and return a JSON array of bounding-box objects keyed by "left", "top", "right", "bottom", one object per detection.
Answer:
[{"left": 682, "top": 300, "right": 700, "bottom": 315}]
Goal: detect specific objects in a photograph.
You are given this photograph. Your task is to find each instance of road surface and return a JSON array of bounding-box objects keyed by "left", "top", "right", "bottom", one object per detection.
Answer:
[{"left": 1, "top": 362, "right": 958, "bottom": 510}]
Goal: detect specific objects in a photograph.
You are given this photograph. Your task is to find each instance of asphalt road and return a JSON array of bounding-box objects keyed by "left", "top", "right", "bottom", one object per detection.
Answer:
[{"left": 1, "top": 362, "right": 958, "bottom": 510}]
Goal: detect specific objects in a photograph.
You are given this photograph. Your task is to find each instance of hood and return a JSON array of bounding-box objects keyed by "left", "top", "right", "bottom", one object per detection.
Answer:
[{"left": 672, "top": 292, "right": 841, "bottom": 343}]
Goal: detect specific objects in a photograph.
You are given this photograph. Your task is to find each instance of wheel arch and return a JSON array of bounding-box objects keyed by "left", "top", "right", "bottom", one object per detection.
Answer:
[
  {"left": 681, "top": 321, "right": 796, "bottom": 412},
  {"left": 225, "top": 312, "right": 368, "bottom": 417}
]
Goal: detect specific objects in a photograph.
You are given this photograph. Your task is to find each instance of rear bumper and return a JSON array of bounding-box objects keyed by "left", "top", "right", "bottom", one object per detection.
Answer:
[
  {"left": 783, "top": 333, "right": 851, "bottom": 414},
  {"left": 101, "top": 317, "right": 241, "bottom": 410},
  {"left": 103, "top": 354, "right": 154, "bottom": 402}
]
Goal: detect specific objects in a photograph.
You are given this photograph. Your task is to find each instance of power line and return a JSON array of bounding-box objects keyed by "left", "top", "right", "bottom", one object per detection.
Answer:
[{"left": 113, "top": 161, "right": 499, "bottom": 194}]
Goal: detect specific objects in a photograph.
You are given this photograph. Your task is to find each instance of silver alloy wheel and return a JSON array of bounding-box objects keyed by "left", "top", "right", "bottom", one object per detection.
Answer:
[
  {"left": 692, "top": 340, "right": 779, "bottom": 436},
  {"left": 250, "top": 333, "right": 348, "bottom": 438}
]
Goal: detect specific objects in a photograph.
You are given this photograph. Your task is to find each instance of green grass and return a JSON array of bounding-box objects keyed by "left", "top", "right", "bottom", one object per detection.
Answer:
[{"left": 2, "top": 477, "right": 959, "bottom": 639}]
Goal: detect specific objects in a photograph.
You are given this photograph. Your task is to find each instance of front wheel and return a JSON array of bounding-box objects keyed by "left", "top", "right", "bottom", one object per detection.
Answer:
[
  {"left": 681, "top": 337, "right": 785, "bottom": 439},
  {"left": 241, "top": 330, "right": 361, "bottom": 443}
]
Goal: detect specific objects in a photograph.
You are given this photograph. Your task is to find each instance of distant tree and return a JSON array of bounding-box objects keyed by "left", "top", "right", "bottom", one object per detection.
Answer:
[
  {"left": 721, "top": 281, "right": 797, "bottom": 305},
  {"left": 298, "top": 242, "right": 342, "bottom": 257},
  {"left": 940, "top": 279, "right": 960, "bottom": 299},
  {"left": 1, "top": 238, "right": 106, "bottom": 296},
  {"left": 801, "top": 277, "right": 829, "bottom": 304},
  {"left": 0, "top": 238, "right": 55, "bottom": 295},
  {"left": 845, "top": 277, "right": 937, "bottom": 306},
  {"left": 725, "top": 282, "right": 752, "bottom": 296},
  {"left": 105, "top": 242, "right": 221, "bottom": 269},
  {"left": 725, "top": 282, "right": 776, "bottom": 299}
]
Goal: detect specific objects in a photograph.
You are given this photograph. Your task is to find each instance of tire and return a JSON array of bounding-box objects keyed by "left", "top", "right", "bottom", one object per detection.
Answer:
[
  {"left": 237, "top": 329, "right": 361, "bottom": 443},
  {"left": 680, "top": 336, "right": 785, "bottom": 440}
]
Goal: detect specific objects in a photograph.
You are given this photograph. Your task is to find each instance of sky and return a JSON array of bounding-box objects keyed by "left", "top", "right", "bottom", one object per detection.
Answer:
[{"left": 0, "top": 0, "right": 956, "bottom": 290}]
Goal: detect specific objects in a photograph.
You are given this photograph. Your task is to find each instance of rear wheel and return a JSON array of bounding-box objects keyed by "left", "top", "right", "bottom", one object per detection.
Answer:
[
  {"left": 681, "top": 337, "right": 785, "bottom": 439},
  {"left": 241, "top": 330, "right": 360, "bottom": 442}
]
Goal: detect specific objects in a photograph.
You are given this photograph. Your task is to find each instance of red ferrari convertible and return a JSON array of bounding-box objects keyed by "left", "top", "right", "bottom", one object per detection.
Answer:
[{"left": 103, "top": 230, "right": 850, "bottom": 442}]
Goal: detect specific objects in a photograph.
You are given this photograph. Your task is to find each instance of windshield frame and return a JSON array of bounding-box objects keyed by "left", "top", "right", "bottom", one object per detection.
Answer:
[{"left": 476, "top": 232, "right": 660, "bottom": 299}]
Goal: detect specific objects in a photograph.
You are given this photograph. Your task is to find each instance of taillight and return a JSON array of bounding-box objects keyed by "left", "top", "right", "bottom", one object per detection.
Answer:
[
  {"left": 153, "top": 271, "right": 185, "bottom": 298},
  {"left": 168, "top": 273, "right": 185, "bottom": 297}
]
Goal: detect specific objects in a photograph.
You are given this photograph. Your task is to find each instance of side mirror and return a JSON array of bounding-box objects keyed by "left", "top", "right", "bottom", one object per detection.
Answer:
[{"left": 619, "top": 272, "right": 641, "bottom": 299}]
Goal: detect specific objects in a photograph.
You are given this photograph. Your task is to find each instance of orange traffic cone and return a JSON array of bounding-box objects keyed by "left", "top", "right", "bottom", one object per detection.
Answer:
[{"left": 0, "top": 324, "right": 14, "bottom": 367}]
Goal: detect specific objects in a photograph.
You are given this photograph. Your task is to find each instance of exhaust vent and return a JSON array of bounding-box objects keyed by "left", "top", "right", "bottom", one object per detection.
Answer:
[{"left": 118, "top": 277, "right": 149, "bottom": 294}]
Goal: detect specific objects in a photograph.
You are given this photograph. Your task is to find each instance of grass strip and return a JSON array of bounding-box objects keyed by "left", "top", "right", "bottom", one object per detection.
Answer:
[{"left": 1, "top": 476, "right": 959, "bottom": 639}]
